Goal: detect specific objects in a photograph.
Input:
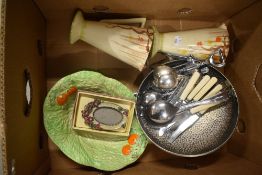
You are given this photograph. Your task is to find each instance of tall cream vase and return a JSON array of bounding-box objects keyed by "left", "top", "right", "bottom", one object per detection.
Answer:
[
  {"left": 70, "top": 11, "right": 153, "bottom": 71},
  {"left": 151, "top": 24, "right": 229, "bottom": 60}
]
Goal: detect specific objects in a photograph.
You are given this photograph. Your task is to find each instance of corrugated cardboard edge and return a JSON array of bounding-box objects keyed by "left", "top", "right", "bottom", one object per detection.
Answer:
[
  {"left": 252, "top": 63, "right": 262, "bottom": 103},
  {"left": 0, "top": 0, "right": 7, "bottom": 174}
]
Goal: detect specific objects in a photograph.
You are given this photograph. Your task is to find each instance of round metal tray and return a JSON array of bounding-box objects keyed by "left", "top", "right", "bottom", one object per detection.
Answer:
[{"left": 136, "top": 60, "right": 239, "bottom": 157}]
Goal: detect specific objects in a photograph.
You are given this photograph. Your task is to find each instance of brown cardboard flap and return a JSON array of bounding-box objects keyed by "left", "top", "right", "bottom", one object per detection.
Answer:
[
  {"left": 253, "top": 64, "right": 262, "bottom": 102},
  {"left": 0, "top": 0, "right": 7, "bottom": 174},
  {"left": 226, "top": 0, "right": 262, "bottom": 165},
  {"left": 35, "top": 0, "right": 256, "bottom": 21},
  {"left": 49, "top": 169, "right": 98, "bottom": 175},
  {"left": 48, "top": 153, "right": 262, "bottom": 175},
  {"left": 5, "top": 0, "right": 48, "bottom": 174}
]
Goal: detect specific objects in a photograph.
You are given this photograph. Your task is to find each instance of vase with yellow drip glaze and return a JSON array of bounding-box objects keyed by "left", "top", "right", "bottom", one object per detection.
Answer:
[{"left": 70, "top": 11, "right": 153, "bottom": 71}]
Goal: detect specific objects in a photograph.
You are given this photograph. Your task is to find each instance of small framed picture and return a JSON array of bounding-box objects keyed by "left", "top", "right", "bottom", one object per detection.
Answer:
[{"left": 72, "top": 90, "right": 135, "bottom": 139}]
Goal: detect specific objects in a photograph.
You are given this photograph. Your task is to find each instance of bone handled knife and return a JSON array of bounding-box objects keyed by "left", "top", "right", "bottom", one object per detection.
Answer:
[
  {"left": 179, "top": 71, "right": 200, "bottom": 100},
  {"left": 169, "top": 79, "right": 213, "bottom": 142},
  {"left": 187, "top": 75, "right": 210, "bottom": 100},
  {"left": 193, "top": 77, "right": 218, "bottom": 101},
  {"left": 168, "top": 114, "right": 199, "bottom": 142},
  {"left": 169, "top": 84, "right": 223, "bottom": 143},
  {"left": 190, "top": 84, "right": 223, "bottom": 114}
]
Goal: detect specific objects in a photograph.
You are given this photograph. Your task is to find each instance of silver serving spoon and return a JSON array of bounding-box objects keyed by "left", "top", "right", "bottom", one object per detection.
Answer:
[
  {"left": 153, "top": 65, "right": 182, "bottom": 89},
  {"left": 143, "top": 92, "right": 161, "bottom": 105},
  {"left": 147, "top": 91, "right": 228, "bottom": 124}
]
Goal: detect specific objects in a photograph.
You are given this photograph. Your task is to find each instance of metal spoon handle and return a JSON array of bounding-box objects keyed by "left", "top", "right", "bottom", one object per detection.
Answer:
[
  {"left": 158, "top": 114, "right": 187, "bottom": 137},
  {"left": 177, "top": 91, "right": 228, "bottom": 113},
  {"left": 158, "top": 121, "right": 176, "bottom": 136},
  {"left": 190, "top": 95, "right": 230, "bottom": 114}
]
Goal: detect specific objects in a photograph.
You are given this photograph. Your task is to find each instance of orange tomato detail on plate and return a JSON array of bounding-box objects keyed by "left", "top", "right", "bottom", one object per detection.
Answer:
[
  {"left": 122, "top": 144, "right": 131, "bottom": 155},
  {"left": 128, "top": 134, "right": 139, "bottom": 145}
]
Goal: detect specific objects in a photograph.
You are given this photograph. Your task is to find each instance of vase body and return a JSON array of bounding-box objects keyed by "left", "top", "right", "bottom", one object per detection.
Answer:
[
  {"left": 152, "top": 25, "right": 229, "bottom": 60},
  {"left": 70, "top": 11, "right": 153, "bottom": 71}
]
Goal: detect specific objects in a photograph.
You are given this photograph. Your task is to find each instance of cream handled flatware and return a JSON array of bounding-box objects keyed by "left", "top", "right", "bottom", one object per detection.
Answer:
[
  {"left": 187, "top": 75, "right": 210, "bottom": 100},
  {"left": 166, "top": 79, "right": 221, "bottom": 140},
  {"left": 157, "top": 78, "right": 220, "bottom": 136},
  {"left": 157, "top": 91, "right": 228, "bottom": 136},
  {"left": 190, "top": 84, "right": 223, "bottom": 114},
  {"left": 169, "top": 70, "right": 200, "bottom": 105},
  {"left": 168, "top": 99, "right": 229, "bottom": 143},
  {"left": 169, "top": 84, "right": 229, "bottom": 142},
  {"left": 193, "top": 77, "right": 218, "bottom": 101},
  {"left": 179, "top": 71, "right": 200, "bottom": 100}
]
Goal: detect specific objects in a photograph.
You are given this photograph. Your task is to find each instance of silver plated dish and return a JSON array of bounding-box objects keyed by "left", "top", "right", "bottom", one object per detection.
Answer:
[{"left": 136, "top": 60, "right": 239, "bottom": 157}]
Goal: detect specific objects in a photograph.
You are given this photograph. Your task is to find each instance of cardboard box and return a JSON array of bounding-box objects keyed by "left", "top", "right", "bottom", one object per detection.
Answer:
[
  {"left": 72, "top": 90, "right": 135, "bottom": 140},
  {"left": 1, "top": 0, "right": 262, "bottom": 175}
]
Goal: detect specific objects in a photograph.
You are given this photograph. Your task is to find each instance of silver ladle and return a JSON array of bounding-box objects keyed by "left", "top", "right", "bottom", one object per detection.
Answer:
[
  {"left": 147, "top": 91, "right": 228, "bottom": 124},
  {"left": 143, "top": 92, "right": 161, "bottom": 105}
]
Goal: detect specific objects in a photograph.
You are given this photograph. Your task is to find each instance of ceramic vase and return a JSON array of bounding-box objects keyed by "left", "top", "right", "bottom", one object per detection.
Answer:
[
  {"left": 70, "top": 11, "right": 153, "bottom": 71},
  {"left": 151, "top": 24, "right": 229, "bottom": 60}
]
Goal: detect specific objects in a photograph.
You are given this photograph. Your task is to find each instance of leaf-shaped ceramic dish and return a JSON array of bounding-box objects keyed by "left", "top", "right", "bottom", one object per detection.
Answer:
[{"left": 43, "top": 71, "right": 148, "bottom": 171}]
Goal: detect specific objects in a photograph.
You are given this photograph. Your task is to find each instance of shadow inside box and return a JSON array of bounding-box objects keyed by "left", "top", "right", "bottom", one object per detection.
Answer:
[
  {"left": 158, "top": 153, "right": 223, "bottom": 170},
  {"left": 49, "top": 139, "right": 225, "bottom": 175},
  {"left": 137, "top": 148, "right": 224, "bottom": 171},
  {"left": 90, "top": 154, "right": 224, "bottom": 175},
  {"left": 46, "top": 48, "right": 144, "bottom": 77}
]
